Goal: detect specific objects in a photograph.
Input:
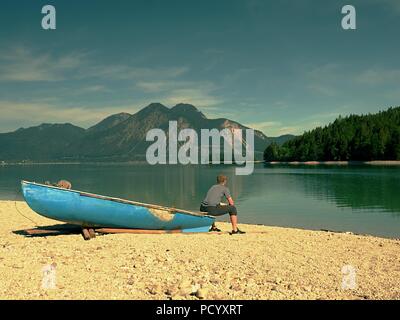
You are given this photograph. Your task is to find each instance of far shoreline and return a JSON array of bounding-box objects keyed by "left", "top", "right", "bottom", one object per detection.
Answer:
[
  {"left": 1, "top": 160, "right": 400, "bottom": 166},
  {"left": 264, "top": 160, "right": 400, "bottom": 166}
]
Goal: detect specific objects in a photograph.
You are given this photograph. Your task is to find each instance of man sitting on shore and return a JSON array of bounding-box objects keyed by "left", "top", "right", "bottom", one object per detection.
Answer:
[{"left": 200, "top": 175, "right": 245, "bottom": 235}]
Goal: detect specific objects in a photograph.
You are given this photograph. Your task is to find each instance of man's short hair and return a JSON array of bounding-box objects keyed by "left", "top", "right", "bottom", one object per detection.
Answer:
[{"left": 217, "top": 175, "right": 227, "bottom": 184}]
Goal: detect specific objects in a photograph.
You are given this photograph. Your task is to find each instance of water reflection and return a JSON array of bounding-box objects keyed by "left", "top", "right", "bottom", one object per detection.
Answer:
[{"left": 1, "top": 163, "right": 399, "bottom": 237}]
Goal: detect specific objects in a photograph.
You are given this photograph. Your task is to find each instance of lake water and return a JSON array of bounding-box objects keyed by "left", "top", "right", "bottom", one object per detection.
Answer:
[{"left": 1, "top": 163, "right": 399, "bottom": 238}]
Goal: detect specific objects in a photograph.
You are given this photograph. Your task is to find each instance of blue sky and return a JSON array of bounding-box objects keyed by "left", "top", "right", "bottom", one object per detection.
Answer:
[{"left": 0, "top": 0, "right": 400, "bottom": 136}]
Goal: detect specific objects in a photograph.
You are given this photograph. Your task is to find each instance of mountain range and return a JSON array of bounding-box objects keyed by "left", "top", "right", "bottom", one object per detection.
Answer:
[{"left": 0, "top": 103, "right": 294, "bottom": 162}]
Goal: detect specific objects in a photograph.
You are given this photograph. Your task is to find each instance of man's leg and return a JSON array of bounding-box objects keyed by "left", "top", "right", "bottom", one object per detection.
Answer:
[
  {"left": 201, "top": 205, "right": 243, "bottom": 233},
  {"left": 200, "top": 205, "right": 221, "bottom": 231},
  {"left": 230, "top": 214, "right": 238, "bottom": 232},
  {"left": 210, "top": 222, "right": 220, "bottom": 231},
  {"left": 226, "top": 205, "right": 238, "bottom": 231}
]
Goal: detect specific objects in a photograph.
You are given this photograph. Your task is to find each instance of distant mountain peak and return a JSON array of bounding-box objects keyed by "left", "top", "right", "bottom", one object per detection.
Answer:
[
  {"left": 171, "top": 103, "right": 206, "bottom": 119},
  {"left": 144, "top": 102, "right": 168, "bottom": 111},
  {"left": 38, "top": 123, "right": 74, "bottom": 127},
  {"left": 115, "top": 112, "right": 131, "bottom": 117},
  {"left": 88, "top": 112, "right": 131, "bottom": 133},
  {"left": 0, "top": 122, "right": 86, "bottom": 161},
  {"left": 172, "top": 103, "right": 197, "bottom": 112},
  {"left": 134, "top": 103, "right": 170, "bottom": 118},
  {"left": 0, "top": 102, "right": 293, "bottom": 161},
  {"left": 38, "top": 123, "right": 54, "bottom": 130}
]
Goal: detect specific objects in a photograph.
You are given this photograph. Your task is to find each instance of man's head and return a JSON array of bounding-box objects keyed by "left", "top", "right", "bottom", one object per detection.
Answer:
[{"left": 217, "top": 175, "right": 228, "bottom": 185}]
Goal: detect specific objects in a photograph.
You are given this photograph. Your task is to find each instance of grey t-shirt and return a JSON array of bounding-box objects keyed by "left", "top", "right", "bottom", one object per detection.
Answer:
[{"left": 201, "top": 184, "right": 231, "bottom": 206}]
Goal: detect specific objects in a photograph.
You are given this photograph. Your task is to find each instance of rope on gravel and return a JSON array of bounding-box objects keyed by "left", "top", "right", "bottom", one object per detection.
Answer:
[{"left": 14, "top": 188, "right": 39, "bottom": 228}]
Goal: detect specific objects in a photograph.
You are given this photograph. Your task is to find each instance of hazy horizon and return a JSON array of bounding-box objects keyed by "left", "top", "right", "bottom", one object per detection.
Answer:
[{"left": 1, "top": 102, "right": 398, "bottom": 138}]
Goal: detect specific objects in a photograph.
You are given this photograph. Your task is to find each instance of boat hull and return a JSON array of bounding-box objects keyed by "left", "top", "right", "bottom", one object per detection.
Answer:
[{"left": 21, "top": 181, "right": 214, "bottom": 233}]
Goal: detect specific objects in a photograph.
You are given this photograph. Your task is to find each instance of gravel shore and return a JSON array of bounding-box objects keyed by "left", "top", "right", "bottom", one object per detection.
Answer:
[{"left": 0, "top": 200, "right": 399, "bottom": 300}]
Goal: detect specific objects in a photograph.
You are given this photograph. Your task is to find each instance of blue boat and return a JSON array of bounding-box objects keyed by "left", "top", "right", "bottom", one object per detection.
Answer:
[{"left": 21, "top": 181, "right": 215, "bottom": 233}]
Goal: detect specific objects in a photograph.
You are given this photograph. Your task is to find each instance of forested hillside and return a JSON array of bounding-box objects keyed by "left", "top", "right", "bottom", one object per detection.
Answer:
[{"left": 264, "top": 107, "right": 400, "bottom": 161}]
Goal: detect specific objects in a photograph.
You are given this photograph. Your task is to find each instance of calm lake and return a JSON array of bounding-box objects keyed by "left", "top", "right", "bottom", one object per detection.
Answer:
[{"left": 1, "top": 163, "right": 399, "bottom": 238}]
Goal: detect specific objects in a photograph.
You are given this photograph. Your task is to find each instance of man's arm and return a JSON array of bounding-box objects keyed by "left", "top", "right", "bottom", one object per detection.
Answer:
[{"left": 224, "top": 187, "right": 235, "bottom": 206}]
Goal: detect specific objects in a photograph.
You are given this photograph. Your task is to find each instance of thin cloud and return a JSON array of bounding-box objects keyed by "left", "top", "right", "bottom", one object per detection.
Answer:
[
  {"left": 305, "top": 63, "right": 341, "bottom": 96},
  {"left": 136, "top": 80, "right": 223, "bottom": 108},
  {"left": 0, "top": 46, "right": 87, "bottom": 82},
  {"left": 136, "top": 80, "right": 217, "bottom": 93},
  {"left": 0, "top": 100, "right": 142, "bottom": 132},
  {"left": 163, "top": 88, "right": 223, "bottom": 108},
  {"left": 355, "top": 68, "right": 400, "bottom": 85},
  {"left": 0, "top": 46, "right": 189, "bottom": 82},
  {"left": 136, "top": 81, "right": 171, "bottom": 93},
  {"left": 307, "top": 83, "right": 337, "bottom": 96},
  {"left": 366, "top": 0, "right": 400, "bottom": 14},
  {"left": 245, "top": 121, "right": 282, "bottom": 134},
  {"left": 79, "top": 85, "right": 109, "bottom": 93},
  {"left": 81, "top": 65, "right": 189, "bottom": 81},
  {"left": 249, "top": 111, "right": 344, "bottom": 136}
]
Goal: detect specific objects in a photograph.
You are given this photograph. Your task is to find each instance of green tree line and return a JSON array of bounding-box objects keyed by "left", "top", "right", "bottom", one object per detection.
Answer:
[{"left": 264, "top": 107, "right": 400, "bottom": 161}]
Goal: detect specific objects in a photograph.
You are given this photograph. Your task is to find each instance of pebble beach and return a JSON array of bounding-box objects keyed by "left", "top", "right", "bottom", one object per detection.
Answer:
[{"left": 0, "top": 200, "right": 399, "bottom": 300}]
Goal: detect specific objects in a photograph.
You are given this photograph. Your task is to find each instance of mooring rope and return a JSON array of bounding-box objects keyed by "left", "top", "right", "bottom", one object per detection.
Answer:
[{"left": 13, "top": 187, "right": 39, "bottom": 227}]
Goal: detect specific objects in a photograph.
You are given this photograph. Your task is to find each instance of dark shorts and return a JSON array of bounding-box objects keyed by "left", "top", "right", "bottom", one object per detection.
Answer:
[{"left": 200, "top": 204, "right": 238, "bottom": 216}]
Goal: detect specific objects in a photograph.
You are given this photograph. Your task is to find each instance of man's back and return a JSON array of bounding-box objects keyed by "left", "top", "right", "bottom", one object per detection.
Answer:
[{"left": 201, "top": 184, "right": 231, "bottom": 207}]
